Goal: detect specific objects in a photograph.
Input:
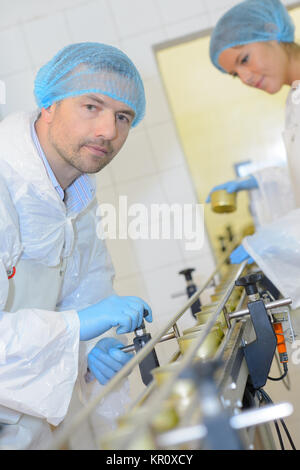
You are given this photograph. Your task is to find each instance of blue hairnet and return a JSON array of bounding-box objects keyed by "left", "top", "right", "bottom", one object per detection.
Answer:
[
  {"left": 34, "top": 42, "right": 145, "bottom": 127},
  {"left": 210, "top": 0, "right": 295, "bottom": 73}
]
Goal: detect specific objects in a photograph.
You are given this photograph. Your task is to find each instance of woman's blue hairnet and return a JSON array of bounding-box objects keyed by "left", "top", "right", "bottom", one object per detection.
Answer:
[
  {"left": 34, "top": 42, "right": 146, "bottom": 127},
  {"left": 210, "top": 0, "right": 295, "bottom": 73}
]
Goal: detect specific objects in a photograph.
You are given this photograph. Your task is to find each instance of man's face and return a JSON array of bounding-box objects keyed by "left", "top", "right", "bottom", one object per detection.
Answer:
[{"left": 46, "top": 92, "right": 135, "bottom": 175}]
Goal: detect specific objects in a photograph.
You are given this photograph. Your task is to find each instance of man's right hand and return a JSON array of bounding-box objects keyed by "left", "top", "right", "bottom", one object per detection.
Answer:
[{"left": 77, "top": 294, "right": 152, "bottom": 341}]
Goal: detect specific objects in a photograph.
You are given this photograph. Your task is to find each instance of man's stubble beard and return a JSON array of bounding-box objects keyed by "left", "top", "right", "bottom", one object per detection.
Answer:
[{"left": 48, "top": 126, "right": 113, "bottom": 175}]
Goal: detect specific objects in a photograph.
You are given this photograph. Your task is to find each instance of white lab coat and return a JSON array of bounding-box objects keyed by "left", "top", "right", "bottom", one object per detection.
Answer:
[
  {"left": 0, "top": 111, "right": 129, "bottom": 449},
  {"left": 242, "top": 85, "right": 300, "bottom": 307}
]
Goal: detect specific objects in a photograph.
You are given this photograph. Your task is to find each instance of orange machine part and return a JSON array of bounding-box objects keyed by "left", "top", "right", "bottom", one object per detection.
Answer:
[{"left": 273, "top": 322, "right": 288, "bottom": 362}]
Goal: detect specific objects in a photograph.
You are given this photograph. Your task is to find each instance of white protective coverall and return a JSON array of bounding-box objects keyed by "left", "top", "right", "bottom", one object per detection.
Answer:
[
  {"left": 242, "top": 84, "right": 300, "bottom": 307},
  {"left": 0, "top": 111, "right": 129, "bottom": 449}
]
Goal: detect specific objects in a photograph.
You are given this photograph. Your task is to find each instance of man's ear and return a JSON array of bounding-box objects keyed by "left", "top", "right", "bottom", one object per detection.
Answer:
[{"left": 40, "top": 103, "right": 57, "bottom": 124}]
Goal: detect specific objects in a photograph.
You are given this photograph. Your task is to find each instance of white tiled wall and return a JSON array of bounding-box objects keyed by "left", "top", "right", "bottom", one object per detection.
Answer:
[{"left": 0, "top": 0, "right": 295, "bottom": 333}]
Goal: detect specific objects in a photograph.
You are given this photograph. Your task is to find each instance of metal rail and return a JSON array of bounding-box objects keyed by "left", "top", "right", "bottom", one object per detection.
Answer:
[
  {"left": 47, "top": 254, "right": 247, "bottom": 450},
  {"left": 228, "top": 297, "right": 292, "bottom": 321}
]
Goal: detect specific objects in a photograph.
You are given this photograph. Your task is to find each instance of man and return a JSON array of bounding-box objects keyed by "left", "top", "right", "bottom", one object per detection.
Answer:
[{"left": 0, "top": 42, "right": 152, "bottom": 449}]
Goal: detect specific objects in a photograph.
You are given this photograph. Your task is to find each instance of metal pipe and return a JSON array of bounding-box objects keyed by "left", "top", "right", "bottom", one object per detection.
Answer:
[
  {"left": 230, "top": 402, "right": 294, "bottom": 429},
  {"left": 214, "top": 291, "right": 246, "bottom": 362},
  {"left": 121, "top": 331, "right": 176, "bottom": 353},
  {"left": 173, "top": 322, "right": 180, "bottom": 338},
  {"left": 156, "top": 402, "right": 293, "bottom": 448},
  {"left": 228, "top": 298, "right": 292, "bottom": 321}
]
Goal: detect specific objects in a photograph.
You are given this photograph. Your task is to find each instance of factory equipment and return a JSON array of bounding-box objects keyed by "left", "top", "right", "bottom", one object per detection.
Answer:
[
  {"left": 47, "top": 250, "right": 296, "bottom": 451},
  {"left": 178, "top": 268, "right": 202, "bottom": 318},
  {"left": 171, "top": 268, "right": 204, "bottom": 316}
]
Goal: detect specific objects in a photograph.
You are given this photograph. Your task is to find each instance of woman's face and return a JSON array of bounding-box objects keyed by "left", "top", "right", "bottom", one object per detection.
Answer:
[{"left": 218, "top": 41, "right": 289, "bottom": 94}]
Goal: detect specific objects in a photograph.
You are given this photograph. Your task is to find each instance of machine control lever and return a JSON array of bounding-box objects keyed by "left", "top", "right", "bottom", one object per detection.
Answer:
[
  {"left": 121, "top": 310, "right": 160, "bottom": 386},
  {"left": 179, "top": 268, "right": 201, "bottom": 318},
  {"left": 235, "top": 273, "right": 263, "bottom": 297}
]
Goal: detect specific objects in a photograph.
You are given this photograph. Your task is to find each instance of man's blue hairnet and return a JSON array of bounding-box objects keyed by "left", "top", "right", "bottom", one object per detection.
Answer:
[
  {"left": 34, "top": 42, "right": 146, "bottom": 127},
  {"left": 210, "top": 0, "right": 295, "bottom": 73}
]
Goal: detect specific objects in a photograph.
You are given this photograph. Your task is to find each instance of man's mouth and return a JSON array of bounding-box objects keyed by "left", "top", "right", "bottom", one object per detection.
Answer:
[{"left": 84, "top": 144, "right": 109, "bottom": 156}]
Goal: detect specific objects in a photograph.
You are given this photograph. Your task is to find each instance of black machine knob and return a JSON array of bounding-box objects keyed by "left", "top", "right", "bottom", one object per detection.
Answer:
[
  {"left": 179, "top": 268, "right": 201, "bottom": 317},
  {"left": 179, "top": 268, "right": 195, "bottom": 281},
  {"left": 218, "top": 236, "right": 226, "bottom": 252},
  {"left": 235, "top": 273, "right": 264, "bottom": 296}
]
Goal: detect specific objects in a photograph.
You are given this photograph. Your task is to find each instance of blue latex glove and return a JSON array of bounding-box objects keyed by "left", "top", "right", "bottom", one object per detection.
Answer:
[
  {"left": 206, "top": 175, "right": 258, "bottom": 202},
  {"left": 87, "top": 337, "right": 134, "bottom": 385},
  {"left": 230, "top": 245, "right": 254, "bottom": 265},
  {"left": 78, "top": 294, "right": 152, "bottom": 341}
]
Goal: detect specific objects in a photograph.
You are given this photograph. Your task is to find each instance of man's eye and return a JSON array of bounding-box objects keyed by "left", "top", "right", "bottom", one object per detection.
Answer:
[
  {"left": 86, "top": 104, "right": 97, "bottom": 111},
  {"left": 117, "top": 114, "right": 130, "bottom": 123}
]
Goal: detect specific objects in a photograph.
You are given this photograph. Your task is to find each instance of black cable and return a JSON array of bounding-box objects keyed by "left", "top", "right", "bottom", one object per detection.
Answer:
[
  {"left": 257, "top": 389, "right": 285, "bottom": 450},
  {"left": 280, "top": 418, "right": 296, "bottom": 450},
  {"left": 268, "top": 362, "right": 288, "bottom": 382},
  {"left": 258, "top": 388, "right": 296, "bottom": 450},
  {"left": 274, "top": 352, "right": 290, "bottom": 391},
  {"left": 274, "top": 419, "right": 285, "bottom": 450},
  {"left": 264, "top": 390, "right": 295, "bottom": 449}
]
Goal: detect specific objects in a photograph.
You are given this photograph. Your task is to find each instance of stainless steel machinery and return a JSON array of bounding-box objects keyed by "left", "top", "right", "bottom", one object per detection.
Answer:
[{"left": 47, "top": 254, "right": 295, "bottom": 451}]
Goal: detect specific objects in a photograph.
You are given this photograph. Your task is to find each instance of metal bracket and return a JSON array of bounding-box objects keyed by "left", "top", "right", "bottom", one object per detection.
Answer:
[{"left": 243, "top": 300, "right": 277, "bottom": 390}]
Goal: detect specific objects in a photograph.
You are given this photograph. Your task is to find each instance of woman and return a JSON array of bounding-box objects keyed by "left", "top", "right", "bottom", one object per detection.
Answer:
[{"left": 207, "top": 0, "right": 300, "bottom": 306}]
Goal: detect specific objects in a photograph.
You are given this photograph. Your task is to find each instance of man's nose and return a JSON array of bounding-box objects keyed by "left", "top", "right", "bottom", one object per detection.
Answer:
[{"left": 95, "top": 110, "right": 117, "bottom": 141}]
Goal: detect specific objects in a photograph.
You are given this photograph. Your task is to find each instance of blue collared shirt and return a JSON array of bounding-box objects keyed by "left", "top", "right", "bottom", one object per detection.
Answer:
[{"left": 31, "top": 121, "right": 95, "bottom": 214}]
